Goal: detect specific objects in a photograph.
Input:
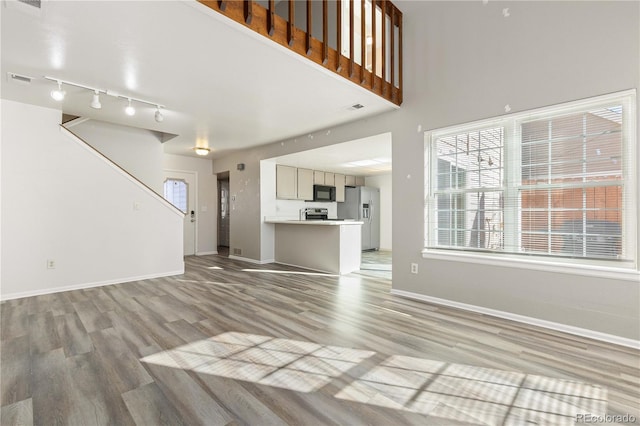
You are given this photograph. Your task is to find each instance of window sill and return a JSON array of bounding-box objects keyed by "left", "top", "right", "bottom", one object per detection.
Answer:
[{"left": 421, "top": 249, "right": 640, "bottom": 282}]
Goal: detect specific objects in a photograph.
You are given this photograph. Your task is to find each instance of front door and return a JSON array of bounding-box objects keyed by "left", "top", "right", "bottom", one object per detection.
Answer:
[{"left": 163, "top": 171, "right": 197, "bottom": 256}]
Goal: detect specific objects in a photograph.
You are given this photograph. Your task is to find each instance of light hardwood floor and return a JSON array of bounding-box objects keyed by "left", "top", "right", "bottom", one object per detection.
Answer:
[{"left": 1, "top": 254, "right": 638, "bottom": 425}]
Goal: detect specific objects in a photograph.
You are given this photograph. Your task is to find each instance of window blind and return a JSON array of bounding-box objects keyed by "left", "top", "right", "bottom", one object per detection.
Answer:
[{"left": 425, "top": 91, "right": 636, "bottom": 266}]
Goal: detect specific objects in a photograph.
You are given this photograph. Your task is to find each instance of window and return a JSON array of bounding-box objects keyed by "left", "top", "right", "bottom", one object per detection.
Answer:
[
  {"left": 163, "top": 179, "right": 188, "bottom": 213},
  {"left": 424, "top": 91, "right": 637, "bottom": 269}
]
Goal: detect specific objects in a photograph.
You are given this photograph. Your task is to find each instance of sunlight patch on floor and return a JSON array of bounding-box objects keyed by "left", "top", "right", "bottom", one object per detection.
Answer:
[
  {"left": 141, "top": 333, "right": 607, "bottom": 423},
  {"left": 141, "top": 332, "right": 374, "bottom": 393},
  {"left": 335, "top": 355, "right": 607, "bottom": 424}
]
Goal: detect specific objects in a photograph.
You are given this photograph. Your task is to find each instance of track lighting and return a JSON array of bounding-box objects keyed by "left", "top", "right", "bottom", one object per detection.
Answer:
[
  {"left": 154, "top": 106, "right": 164, "bottom": 123},
  {"left": 193, "top": 147, "right": 211, "bottom": 156},
  {"left": 125, "top": 98, "right": 136, "bottom": 116},
  {"left": 90, "top": 90, "right": 102, "bottom": 109},
  {"left": 50, "top": 81, "right": 65, "bottom": 101},
  {"left": 43, "top": 76, "right": 166, "bottom": 122}
]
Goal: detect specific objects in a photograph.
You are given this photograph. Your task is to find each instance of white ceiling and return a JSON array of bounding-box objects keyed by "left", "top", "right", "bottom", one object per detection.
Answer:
[
  {"left": 272, "top": 132, "right": 392, "bottom": 176},
  {"left": 1, "top": 0, "right": 396, "bottom": 164}
]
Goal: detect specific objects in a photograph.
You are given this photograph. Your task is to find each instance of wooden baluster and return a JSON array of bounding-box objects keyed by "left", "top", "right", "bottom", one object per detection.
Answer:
[
  {"left": 288, "top": 0, "right": 295, "bottom": 46},
  {"left": 244, "top": 0, "right": 253, "bottom": 25},
  {"left": 337, "top": 0, "right": 343, "bottom": 72},
  {"left": 371, "top": 0, "right": 376, "bottom": 89},
  {"left": 306, "top": 0, "right": 312, "bottom": 55},
  {"left": 390, "top": 5, "right": 395, "bottom": 96},
  {"left": 398, "top": 8, "right": 402, "bottom": 104},
  {"left": 218, "top": 0, "right": 226, "bottom": 12},
  {"left": 349, "top": 0, "right": 354, "bottom": 77},
  {"left": 322, "top": 0, "right": 328, "bottom": 64},
  {"left": 381, "top": 0, "right": 386, "bottom": 96},
  {"left": 360, "top": 0, "right": 366, "bottom": 83},
  {"left": 268, "top": 0, "right": 275, "bottom": 36}
]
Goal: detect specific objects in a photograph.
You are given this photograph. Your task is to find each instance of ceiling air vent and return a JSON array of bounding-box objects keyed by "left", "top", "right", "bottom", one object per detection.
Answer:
[
  {"left": 7, "top": 72, "right": 33, "bottom": 85},
  {"left": 349, "top": 103, "right": 365, "bottom": 110}
]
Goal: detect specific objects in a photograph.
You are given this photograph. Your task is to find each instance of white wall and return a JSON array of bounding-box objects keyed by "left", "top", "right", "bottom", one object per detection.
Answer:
[
  {"left": 70, "top": 119, "right": 165, "bottom": 194},
  {"left": 163, "top": 154, "right": 218, "bottom": 255},
  {"left": 365, "top": 173, "right": 392, "bottom": 251},
  {"left": 65, "top": 120, "right": 217, "bottom": 256},
  {"left": 213, "top": 1, "right": 640, "bottom": 341},
  {"left": 0, "top": 100, "right": 184, "bottom": 299}
]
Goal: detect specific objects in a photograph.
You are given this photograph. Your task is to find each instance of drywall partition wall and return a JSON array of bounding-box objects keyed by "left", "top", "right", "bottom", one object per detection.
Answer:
[
  {"left": 213, "top": 150, "right": 263, "bottom": 261},
  {"left": 70, "top": 119, "right": 165, "bottom": 194},
  {"left": 260, "top": 160, "right": 277, "bottom": 262},
  {"left": 163, "top": 154, "right": 218, "bottom": 255},
  {"left": 365, "top": 173, "right": 392, "bottom": 251},
  {"left": 212, "top": 1, "right": 640, "bottom": 341},
  {"left": 0, "top": 100, "right": 184, "bottom": 299}
]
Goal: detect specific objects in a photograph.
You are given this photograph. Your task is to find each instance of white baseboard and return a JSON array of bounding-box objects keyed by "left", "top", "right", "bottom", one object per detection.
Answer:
[
  {"left": 228, "top": 255, "right": 273, "bottom": 265},
  {"left": 391, "top": 289, "right": 640, "bottom": 350},
  {"left": 196, "top": 251, "right": 218, "bottom": 256},
  {"left": 0, "top": 269, "right": 185, "bottom": 301}
]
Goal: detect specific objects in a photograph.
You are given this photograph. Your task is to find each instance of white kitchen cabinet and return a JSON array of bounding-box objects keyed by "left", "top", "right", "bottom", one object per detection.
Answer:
[
  {"left": 313, "top": 170, "right": 325, "bottom": 185},
  {"left": 355, "top": 176, "right": 365, "bottom": 186},
  {"left": 324, "top": 172, "right": 335, "bottom": 186},
  {"left": 345, "top": 175, "right": 356, "bottom": 186},
  {"left": 334, "top": 173, "right": 345, "bottom": 202},
  {"left": 297, "top": 168, "right": 314, "bottom": 200},
  {"left": 276, "top": 165, "right": 297, "bottom": 199}
]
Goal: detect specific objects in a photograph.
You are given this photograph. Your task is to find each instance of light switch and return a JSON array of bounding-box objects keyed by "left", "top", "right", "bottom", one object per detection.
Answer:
[{"left": 201, "top": 205, "right": 208, "bottom": 212}]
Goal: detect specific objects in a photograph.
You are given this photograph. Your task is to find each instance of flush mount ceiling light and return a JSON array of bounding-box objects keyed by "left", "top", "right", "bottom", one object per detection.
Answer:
[
  {"left": 193, "top": 147, "right": 211, "bottom": 156},
  {"left": 124, "top": 98, "right": 136, "bottom": 116},
  {"left": 50, "top": 80, "right": 65, "bottom": 101},
  {"left": 90, "top": 90, "right": 102, "bottom": 109},
  {"left": 154, "top": 106, "right": 163, "bottom": 123},
  {"left": 44, "top": 76, "right": 166, "bottom": 122}
]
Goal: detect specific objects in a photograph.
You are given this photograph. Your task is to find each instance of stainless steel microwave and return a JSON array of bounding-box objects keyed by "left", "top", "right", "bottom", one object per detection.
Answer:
[{"left": 313, "top": 185, "right": 336, "bottom": 202}]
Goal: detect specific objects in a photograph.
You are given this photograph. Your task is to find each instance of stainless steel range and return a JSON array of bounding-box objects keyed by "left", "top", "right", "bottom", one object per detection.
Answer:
[{"left": 304, "top": 208, "right": 328, "bottom": 220}]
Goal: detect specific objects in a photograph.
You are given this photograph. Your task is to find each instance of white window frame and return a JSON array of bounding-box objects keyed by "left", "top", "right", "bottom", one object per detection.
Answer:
[{"left": 423, "top": 90, "right": 638, "bottom": 281}]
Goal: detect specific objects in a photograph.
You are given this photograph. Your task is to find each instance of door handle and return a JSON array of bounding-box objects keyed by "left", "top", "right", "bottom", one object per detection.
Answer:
[{"left": 190, "top": 210, "right": 196, "bottom": 223}]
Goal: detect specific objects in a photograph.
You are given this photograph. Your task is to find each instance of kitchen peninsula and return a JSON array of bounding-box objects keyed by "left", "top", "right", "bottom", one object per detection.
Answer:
[{"left": 264, "top": 219, "right": 363, "bottom": 274}]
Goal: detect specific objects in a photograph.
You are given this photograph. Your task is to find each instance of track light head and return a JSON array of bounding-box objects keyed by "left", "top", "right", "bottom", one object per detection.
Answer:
[
  {"left": 90, "top": 90, "right": 102, "bottom": 109},
  {"left": 50, "top": 81, "right": 65, "bottom": 101},
  {"left": 154, "top": 106, "right": 164, "bottom": 123},
  {"left": 125, "top": 98, "right": 135, "bottom": 116}
]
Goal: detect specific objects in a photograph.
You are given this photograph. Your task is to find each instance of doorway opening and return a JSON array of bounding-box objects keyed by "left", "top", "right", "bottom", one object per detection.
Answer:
[{"left": 217, "top": 171, "right": 230, "bottom": 257}]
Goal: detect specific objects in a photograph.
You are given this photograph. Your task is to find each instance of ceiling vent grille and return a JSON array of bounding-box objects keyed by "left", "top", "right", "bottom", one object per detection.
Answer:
[{"left": 7, "top": 72, "right": 33, "bottom": 85}]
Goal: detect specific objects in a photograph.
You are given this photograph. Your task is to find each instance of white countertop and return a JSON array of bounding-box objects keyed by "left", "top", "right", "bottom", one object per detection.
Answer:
[{"left": 265, "top": 219, "right": 363, "bottom": 226}]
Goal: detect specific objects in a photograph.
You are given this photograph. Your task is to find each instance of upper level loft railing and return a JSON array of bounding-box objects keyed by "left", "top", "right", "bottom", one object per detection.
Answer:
[{"left": 199, "top": 0, "right": 403, "bottom": 106}]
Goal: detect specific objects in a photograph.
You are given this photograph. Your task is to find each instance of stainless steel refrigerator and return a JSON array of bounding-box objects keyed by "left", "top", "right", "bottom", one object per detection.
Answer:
[{"left": 337, "top": 186, "right": 380, "bottom": 250}]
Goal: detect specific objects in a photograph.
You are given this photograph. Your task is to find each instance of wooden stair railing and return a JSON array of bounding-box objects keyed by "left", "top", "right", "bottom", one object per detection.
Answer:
[{"left": 199, "top": 0, "right": 403, "bottom": 106}]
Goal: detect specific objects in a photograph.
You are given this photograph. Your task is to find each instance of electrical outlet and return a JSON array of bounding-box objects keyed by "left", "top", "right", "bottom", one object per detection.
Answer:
[
  {"left": 410, "top": 263, "right": 418, "bottom": 274},
  {"left": 233, "top": 248, "right": 242, "bottom": 255},
  {"left": 47, "top": 259, "right": 56, "bottom": 269}
]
